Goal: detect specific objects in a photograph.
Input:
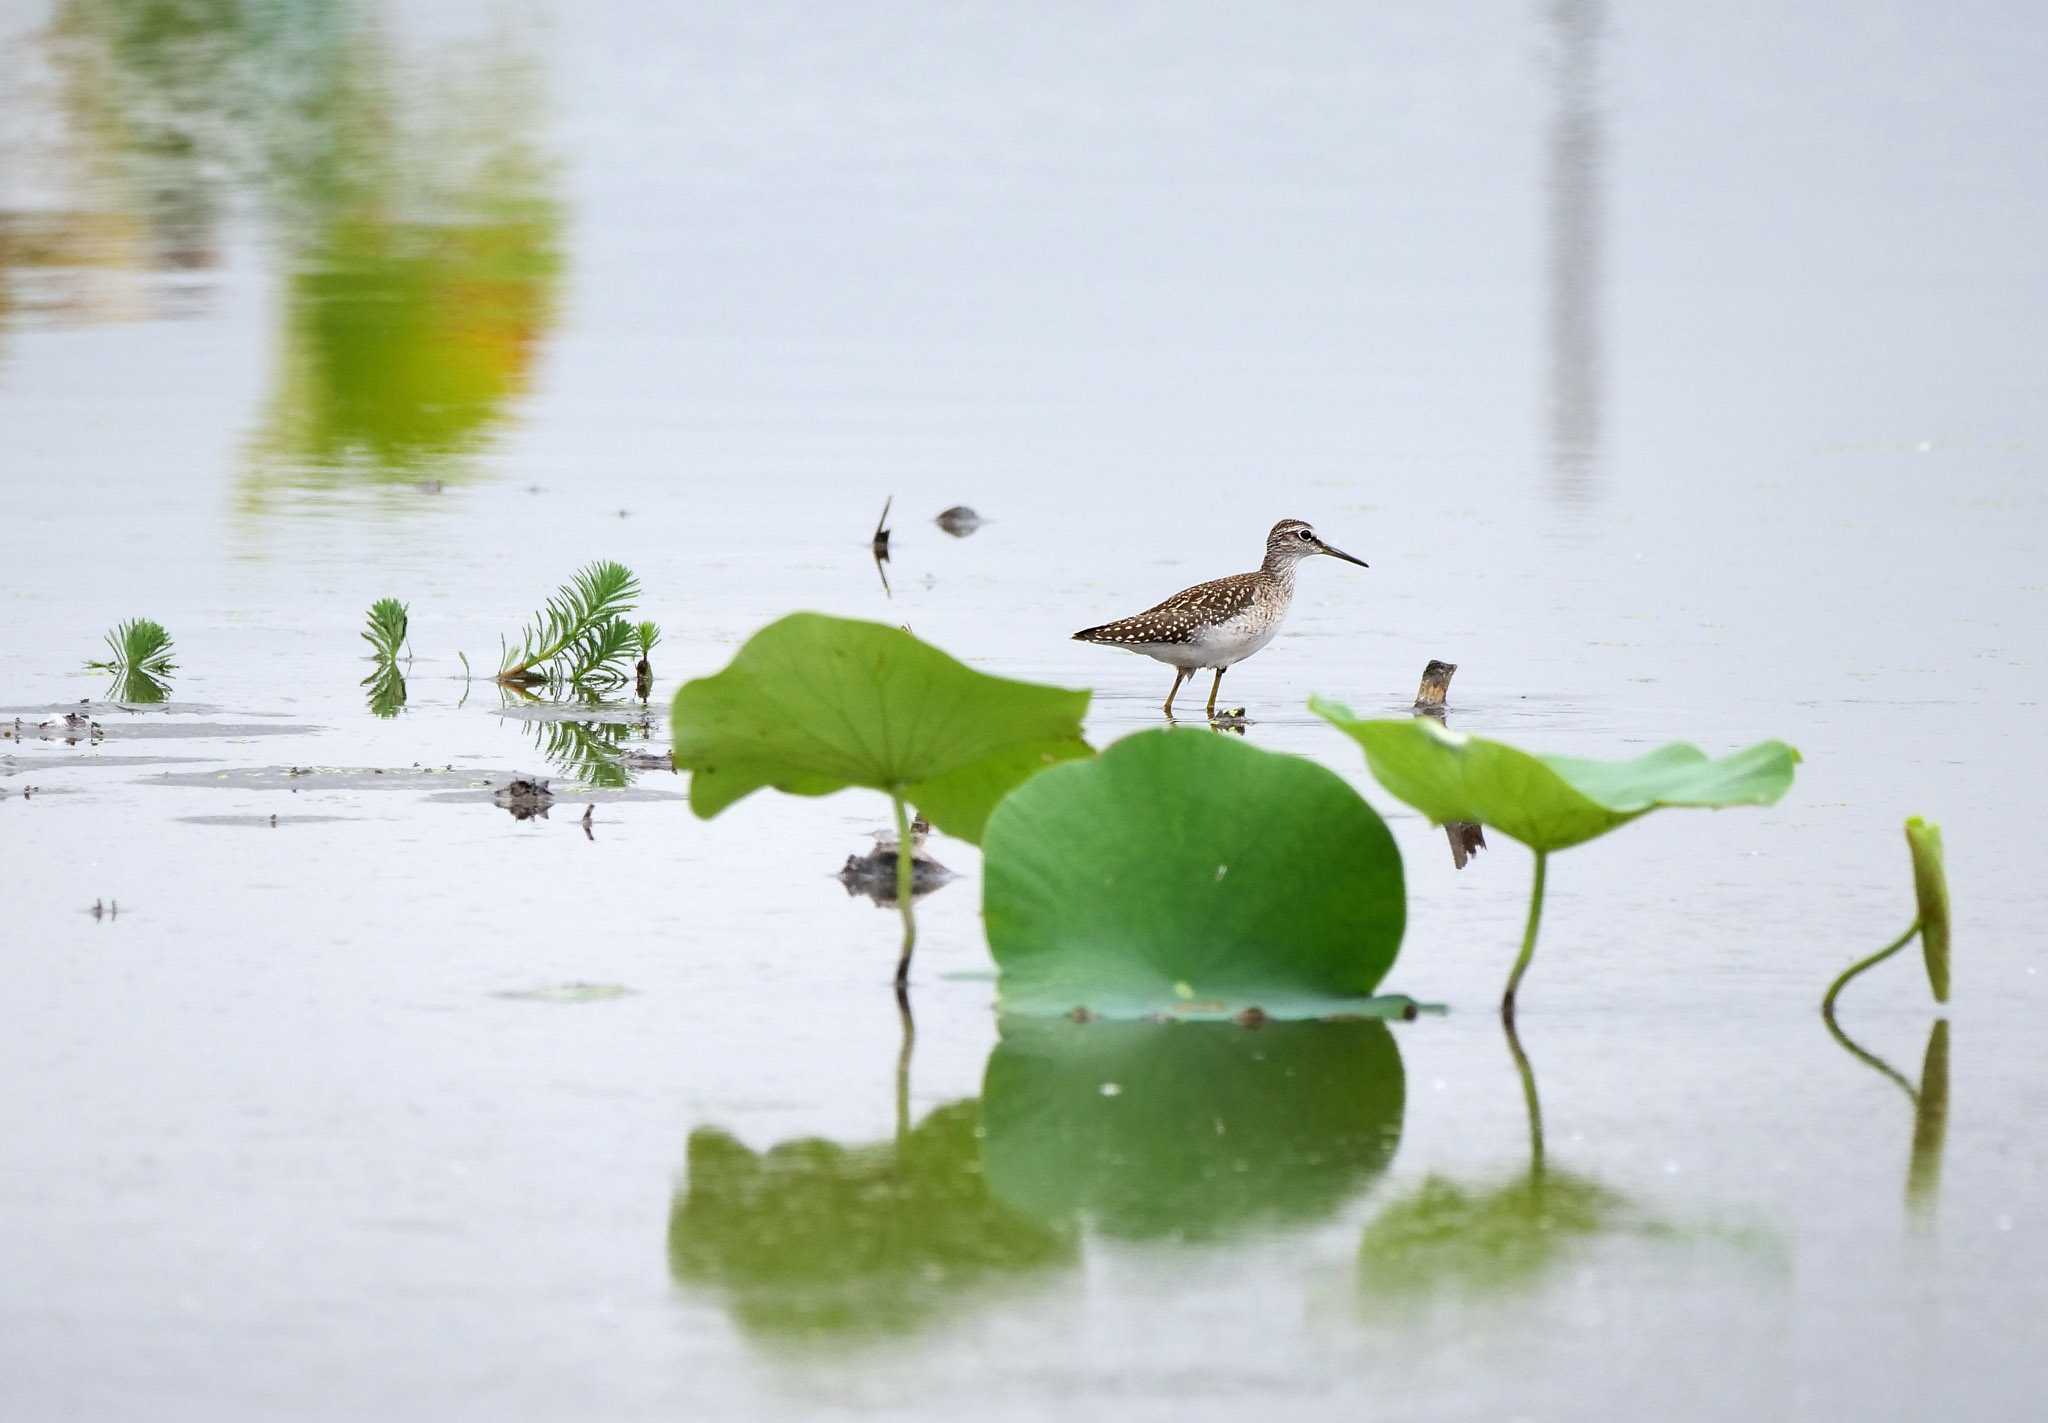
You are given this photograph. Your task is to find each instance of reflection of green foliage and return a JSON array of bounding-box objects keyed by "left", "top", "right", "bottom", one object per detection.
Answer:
[
  {"left": 525, "top": 715, "right": 631, "bottom": 790},
  {"left": 107, "top": 667, "right": 172, "bottom": 705},
  {"left": 1823, "top": 1014, "right": 1950, "bottom": 1223},
  {"left": 1311, "top": 703, "right": 1800, "bottom": 1015},
  {"left": 1358, "top": 1029, "right": 1666, "bottom": 1304},
  {"left": 982, "top": 730, "right": 1405, "bottom": 1019},
  {"left": 668, "top": 1101, "right": 1075, "bottom": 1343},
  {"left": 497, "top": 561, "right": 641, "bottom": 690},
  {"left": 1359, "top": 1172, "right": 1634, "bottom": 1299},
  {"left": 48, "top": 0, "right": 251, "bottom": 267},
  {"left": 981, "top": 1017, "right": 1404, "bottom": 1241},
  {"left": 1906, "top": 1020, "right": 1949, "bottom": 1215},
  {"left": 362, "top": 662, "right": 406, "bottom": 718},
  {"left": 238, "top": 22, "right": 562, "bottom": 500}
]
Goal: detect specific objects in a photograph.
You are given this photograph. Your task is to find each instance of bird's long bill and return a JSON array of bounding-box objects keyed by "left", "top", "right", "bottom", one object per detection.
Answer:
[{"left": 1321, "top": 541, "right": 1369, "bottom": 568}]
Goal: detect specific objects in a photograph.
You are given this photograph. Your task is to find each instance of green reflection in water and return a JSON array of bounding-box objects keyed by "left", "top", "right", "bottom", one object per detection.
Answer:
[
  {"left": 43, "top": 0, "right": 251, "bottom": 275},
  {"left": 1824, "top": 1014, "right": 1950, "bottom": 1224},
  {"left": 981, "top": 1017, "right": 1405, "bottom": 1241},
  {"left": 243, "top": 24, "right": 562, "bottom": 502},
  {"left": 1357, "top": 1026, "right": 1655, "bottom": 1302},
  {"left": 362, "top": 661, "right": 405, "bottom": 718},
  {"left": 499, "top": 691, "right": 648, "bottom": 789},
  {"left": 668, "top": 1099, "right": 1077, "bottom": 1343},
  {"left": 105, "top": 667, "right": 173, "bottom": 706},
  {"left": 28, "top": 4, "right": 562, "bottom": 494}
]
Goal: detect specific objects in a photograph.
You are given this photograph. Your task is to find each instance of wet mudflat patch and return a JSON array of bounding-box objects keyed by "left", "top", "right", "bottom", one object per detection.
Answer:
[{"left": 174, "top": 814, "right": 357, "bottom": 827}]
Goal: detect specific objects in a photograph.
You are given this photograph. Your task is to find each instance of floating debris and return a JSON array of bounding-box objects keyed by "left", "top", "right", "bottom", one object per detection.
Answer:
[
  {"left": 493, "top": 777, "right": 555, "bottom": 821},
  {"left": 871, "top": 496, "right": 894, "bottom": 596},
  {"left": 935, "top": 505, "right": 984, "bottom": 537},
  {"left": 621, "top": 748, "right": 673, "bottom": 771}
]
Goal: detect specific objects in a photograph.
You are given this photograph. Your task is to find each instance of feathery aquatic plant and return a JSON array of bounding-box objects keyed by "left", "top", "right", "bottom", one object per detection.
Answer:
[
  {"left": 496, "top": 561, "right": 642, "bottom": 689},
  {"left": 362, "top": 598, "right": 410, "bottom": 661},
  {"left": 86, "top": 618, "right": 176, "bottom": 676}
]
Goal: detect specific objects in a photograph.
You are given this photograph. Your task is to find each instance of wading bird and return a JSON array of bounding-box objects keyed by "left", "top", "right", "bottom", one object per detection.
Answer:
[{"left": 1073, "top": 518, "right": 1368, "bottom": 718}]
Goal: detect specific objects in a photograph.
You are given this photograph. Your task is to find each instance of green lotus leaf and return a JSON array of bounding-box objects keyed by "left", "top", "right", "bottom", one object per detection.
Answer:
[
  {"left": 667, "top": 1100, "right": 1075, "bottom": 1343},
  {"left": 671, "top": 613, "right": 1091, "bottom": 844},
  {"left": 1905, "top": 817, "right": 1950, "bottom": 1003},
  {"left": 981, "top": 1017, "right": 1405, "bottom": 1241},
  {"left": 981, "top": 729, "right": 1406, "bottom": 1018},
  {"left": 1309, "top": 700, "right": 1800, "bottom": 852}
]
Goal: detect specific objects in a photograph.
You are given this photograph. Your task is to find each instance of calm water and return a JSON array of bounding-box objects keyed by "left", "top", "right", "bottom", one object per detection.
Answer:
[{"left": 4, "top": 3, "right": 2047, "bottom": 1418}]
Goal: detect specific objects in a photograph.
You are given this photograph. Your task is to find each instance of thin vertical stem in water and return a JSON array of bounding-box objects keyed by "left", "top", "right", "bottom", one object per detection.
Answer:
[
  {"left": 894, "top": 982, "right": 915, "bottom": 1147},
  {"left": 1502, "top": 851, "right": 1549, "bottom": 1023},
  {"left": 891, "top": 792, "right": 917, "bottom": 987},
  {"left": 1504, "top": 1019, "right": 1545, "bottom": 1178},
  {"left": 1821, "top": 922, "right": 1920, "bottom": 1018}
]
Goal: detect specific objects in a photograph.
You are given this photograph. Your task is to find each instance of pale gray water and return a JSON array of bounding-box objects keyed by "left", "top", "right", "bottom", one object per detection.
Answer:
[{"left": 3, "top": 2, "right": 2046, "bottom": 1419}]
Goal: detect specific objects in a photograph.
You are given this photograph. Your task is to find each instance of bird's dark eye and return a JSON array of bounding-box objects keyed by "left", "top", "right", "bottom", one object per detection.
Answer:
[{"left": 1297, "top": 529, "right": 1313, "bottom": 541}]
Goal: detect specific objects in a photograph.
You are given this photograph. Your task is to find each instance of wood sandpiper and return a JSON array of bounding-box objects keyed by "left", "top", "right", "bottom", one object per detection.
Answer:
[{"left": 1073, "top": 519, "right": 1368, "bottom": 718}]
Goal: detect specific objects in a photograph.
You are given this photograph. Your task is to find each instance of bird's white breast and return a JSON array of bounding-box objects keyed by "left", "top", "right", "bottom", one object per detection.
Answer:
[{"left": 1189, "top": 609, "right": 1283, "bottom": 668}]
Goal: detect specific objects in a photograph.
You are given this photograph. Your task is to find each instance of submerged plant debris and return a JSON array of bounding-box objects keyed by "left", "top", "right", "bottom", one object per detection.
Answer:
[{"left": 492, "top": 777, "right": 555, "bottom": 819}]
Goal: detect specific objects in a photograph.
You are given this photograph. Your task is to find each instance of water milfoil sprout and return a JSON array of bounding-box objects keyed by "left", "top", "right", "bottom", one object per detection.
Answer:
[
  {"left": 87, "top": 618, "right": 176, "bottom": 676},
  {"left": 360, "top": 598, "right": 410, "bottom": 716},
  {"left": 634, "top": 619, "right": 661, "bottom": 699},
  {"left": 1823, "top": 818, "right": 1951, "bottom": 1015},
  {"left": 362, "top": 597, "right": 410, "bottom": 661},
  {"left": 86, "top": 618, "right": 176, "bottom": 703},
  {"left": 1311, "top": 703, "right": 1800, "bottom": 1021},
  {"left": 496, "top": 560, "right": 643, "bottom": 690}
]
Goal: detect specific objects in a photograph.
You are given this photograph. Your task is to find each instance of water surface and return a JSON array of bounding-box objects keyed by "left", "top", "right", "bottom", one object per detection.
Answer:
[{"left": 4, "top": 2, "right": 2046, "bottom": 1419}]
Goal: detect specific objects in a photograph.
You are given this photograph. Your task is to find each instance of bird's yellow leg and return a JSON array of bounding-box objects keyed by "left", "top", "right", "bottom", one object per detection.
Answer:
[
  {"left": 1206, "top": 667, "right": 1225, "bottom": 718},
  {"left": 1163, "top": 668, "right": 1188, "bottom": 718}
]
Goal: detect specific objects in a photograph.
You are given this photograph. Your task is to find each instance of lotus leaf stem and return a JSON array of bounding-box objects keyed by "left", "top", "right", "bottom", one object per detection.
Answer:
[
  {"left": 1821, "top": 921, "right": 1921, "bottom": 1019},
  {"left": 894, "top": 984, "right": 915, "bottom": 1145},
  {"left": 891, "top": 792, "right": 917, "bottom": 987},
  {"left": 1504, "top": 1020, "right": 1545, "bottom": 1177},
  {"left": 1502, "top": 850, "right": 1548, "bottom": 1023}
]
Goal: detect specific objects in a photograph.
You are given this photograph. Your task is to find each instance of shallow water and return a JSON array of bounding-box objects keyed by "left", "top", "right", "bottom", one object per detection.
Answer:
[{"left": 5, "top": 2, "right": 2047, "bottom": 1418}]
